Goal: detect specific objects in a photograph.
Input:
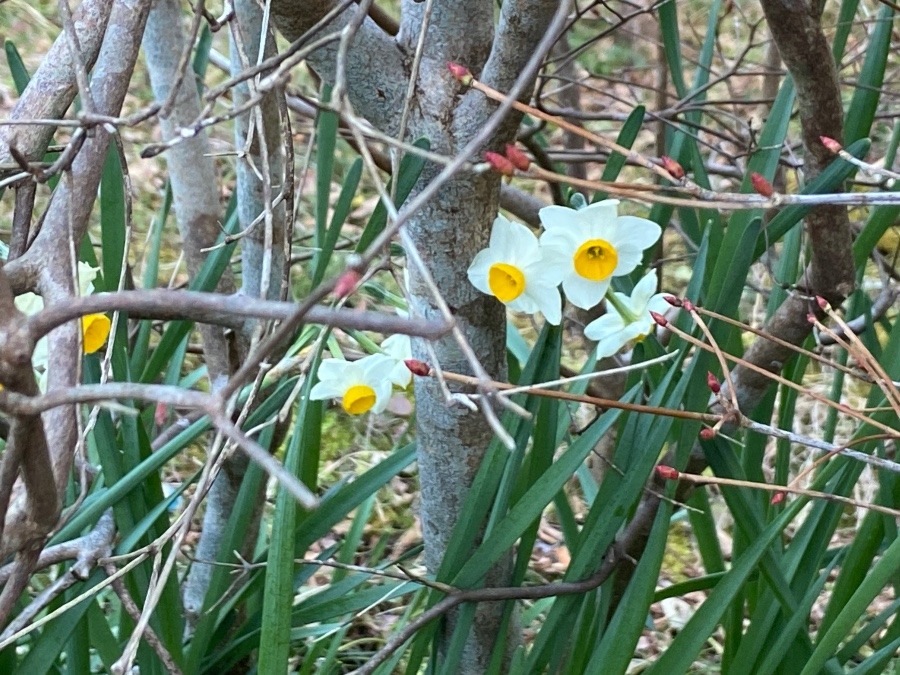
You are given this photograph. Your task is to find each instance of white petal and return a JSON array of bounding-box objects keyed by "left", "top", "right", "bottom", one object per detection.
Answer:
[
  {"left": 586, "top": 219, "right": 620, "bottom": 242},
  {"left": 593, "top": 327, "right": 630, "bottom": 358},
  {"left": 310, "top": 380, "right": 345, "bottom": 400},
  {"left": 382, "top": 334, "right": 412, "bottom": 361},
  {"left": 538, "top": 238, "right": 576, "bottom": 272},
  {"left": 500, "top": 218, "right": 541, "bottom": 262},
  {"left": 539, "top": 205, "right": 580, "bottom": 232},
  {"left": 522, "top": 283, "right": 562, "bottom": 325},
  {"left": 521, "top": 258, "right": 565, "bottom": 287},
  {"left": 563, "top": 273, "right": 609, "bottom": 310},
  {"left": 316, "top": 359, "right": 354, "bottom": 383},
  {"left": 622, "top": 319, "right": 650, "bottom": 343},
  {"left": 31, "top": 336, "right": 49, "bottom": 370},
  {"left": 631, "top": 270, "right": 660, "bottom": 309},
  {"left": 360, "top": 353, "right": 397, "bottom": 382},
  {"left": 389, "top": 361, "right": 412, "bottom": 388},
  {"left": 15, "top": 293, "right": 44, "bottom": 316},
  {"left": 611, "top": 243, "right": 645, "bottom": 277},
  {"left": 579, "top": 199, "right": 620, "bottom": 224},
  {"left": 467, "top": 249, "right": 499, "bottom": 296},
  {"left": 78, "top": 262, "right": 100, "bottom": 296},
  {"left": 584, "top": 312, "right": 626, "bottom": 342},
  {"left": 615, "top": 216, "right": 661, "bottom": 250},
  {"left": 371, "top": 381, "right": 394, "bottom": 413},
  {"left": 489, "top": 214, "right": 517, "bottom": 252}
]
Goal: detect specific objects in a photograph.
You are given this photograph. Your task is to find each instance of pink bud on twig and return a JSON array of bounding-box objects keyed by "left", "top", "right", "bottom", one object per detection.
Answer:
[
  {"left": 484, "top": 151, "right": 516, "bottom": 177},
  {"left": 663, "top": 295, "right": 682, "bottom": 307},
  {"left": 404, "top": 359, "right": 431, "bottom": 377},
  {"left": 505, "top": 144, "right": 531, "bottom": 171},
  {"left": 656, "top": 465, "right": 680, "bottom": 480},
  {"left": 707, "top": 371, "right": 721, "bottom": 394},
  {"left": 660, "top": 155, "right": 685, "bottom": 180},
  {"left": 334, "top": 269, "right": 362, "bottom": 298},
  {"left": 750, "top": 172, "right": 774, "bottom": 197},
  {"left": 820, "top": 136, "right": 842, "bottom": 153},
  {"left": 447, "top": 62, "right": 473, "bottom": 85}
]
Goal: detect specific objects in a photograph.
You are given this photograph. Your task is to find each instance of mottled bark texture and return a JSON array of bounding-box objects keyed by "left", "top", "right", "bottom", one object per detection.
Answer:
[
  {"left": 142, "top": 0, "right": 261, "bottom": 628},
  {"left": 0, "top": 0, "right": 113, "bottom": 165},
  {"left": 143, "top": 0, "right": 240, "bottom": 384},
  {"left": 181, "top": 0, "right": 288, "bottom": 627},
  {"left": 613, "top": 0, "right": 855, "bottom": 602},
  {"left": 269, "top": 0, "right": 560, "bottom": 669},
  {"left": 1, "top": 0, "right": 154, "bottom": 556}
]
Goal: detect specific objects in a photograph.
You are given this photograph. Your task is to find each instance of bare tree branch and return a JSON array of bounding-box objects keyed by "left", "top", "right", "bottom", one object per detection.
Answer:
[{"left": 0, "top": 0, "right": 113, "bottom": 166}]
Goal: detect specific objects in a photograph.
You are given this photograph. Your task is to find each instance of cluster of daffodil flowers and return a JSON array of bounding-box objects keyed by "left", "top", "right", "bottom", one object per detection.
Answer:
[
  {"left": 468, "top": 199, "right": 670, "bottom": 359},
  {"left": 310, "top": 199, "right": 669, "bottom": 416},
  {"left": 309, "top": 332, "right": 413, "bottom": 416},
  {"left": 13, "top": 262, "right": 112, "bottom": 391}
]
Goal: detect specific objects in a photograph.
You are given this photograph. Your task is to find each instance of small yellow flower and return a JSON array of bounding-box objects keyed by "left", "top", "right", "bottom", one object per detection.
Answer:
[
  {"left": 539, "top": 199, "right": 661, "bottom": 310},
  {"left": 467, "top": 215, "right": 563, "bottom": 324},
  {"left": 13, "top": 263, "right": 111, "bottom": 390},
  {"left": 82, "top": 314, "right": 112, "bottom": 354},
  {"left": 309, "top": 355, "right": 396, "bottom": 415}
]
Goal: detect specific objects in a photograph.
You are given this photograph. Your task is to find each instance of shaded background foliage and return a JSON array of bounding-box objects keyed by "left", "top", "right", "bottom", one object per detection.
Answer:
[{"left": 0, "top": 0, "right": 898, "bottom": 673}]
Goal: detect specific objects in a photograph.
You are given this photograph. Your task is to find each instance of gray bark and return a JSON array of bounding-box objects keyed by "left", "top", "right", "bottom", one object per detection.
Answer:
[
  {"left": 1, "top": 0, "right": 154, "bottom": 554},
  {"left": 180, "top": 0, "right": 288, "bottom": 626},
  {"left": 267, "top": 0, "right": 562, "bottom": 669},
  {"left": 0, "top": 0, "right": 114, "bottom": 165},
  {"left": 142, "top": 0, "right": 260, "bottom": 628}
]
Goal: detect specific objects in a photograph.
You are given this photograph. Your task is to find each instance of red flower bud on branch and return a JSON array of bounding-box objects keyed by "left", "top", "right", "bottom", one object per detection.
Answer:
[
  {"left": 699, "top": 427, "right": 716, "bottom": 441},
  {"left": 649, "top": 311, "right": 668, "bottom": 327},
  {"left": 682, "top": 299, "right": 696, "bottom": 313},
  {"left": 505, "top": 144, "right": 531, "bottom": 171},
  {"left": 770, "top": 491, "right": 786, "bottom": 505},
  {"left": 706, "top": 371, "right": 721, "bottom": 394},
  {"left": 820, "top": 136, "right": 842, "bottom": 154},
  {"left": 660, "top": 155, "right": 685, "bottom": 180},
  {"left": 656, "top": 465, "right": 680, "bottom": 480},
  {"left": 484, "top": 151, "right": 516, "bottom": 177},
  {"left": 663, "top": 295, "right": 682, "bottom": 307},
  {"left": 334, "top": 269, "right": 362, "bottom": 298},
  {"left": 447, "top": 62, "right": 473, "bottom": 85},
  {"left": 807, "top": 312, "right": 818, "bottom": 324},
  {"left": 404, "top": 359, "right": 431, "bottom": 377},
  {"left": 815, "top": 295, "right": 830, "bottom": 311},
  {"left": 155, "top": 402, "right": 168, "bottom": 427},
  {"left": 750, "top": 172, "right": 774, "bottom": 197}
]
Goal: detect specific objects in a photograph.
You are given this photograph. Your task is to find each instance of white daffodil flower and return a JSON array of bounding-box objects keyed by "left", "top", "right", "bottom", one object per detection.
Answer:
[
  {"left": 382, "top": 333, "right": 413, "bottom": 389},
  {"left": 14, "top": 262, "right": 112, "bottom": 390},
  {"left": 309, "top": 354, "right": 396, "bottom": 415},
  {"left": 539, "top": 199, "right": 661, "bottom": 310},
  {"left": 467, "top": 215, "right": 563, "bottom": 325},
  {"left": 584, "top": 269, "right": 671, "bottom": 358}
]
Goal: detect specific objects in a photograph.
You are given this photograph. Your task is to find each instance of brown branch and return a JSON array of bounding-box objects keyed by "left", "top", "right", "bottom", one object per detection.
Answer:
[
  {"left": 350, "top": 516, "right": 649, "bottom": 675},
  {"left": 0, "top": 0, "right": 113, "bottom": 166},
  {"left": 25, "top": 289, "right": 453, "bottom": 342},
  {"left": 105, "top": 565, "right": 184, "bottom": 675},
  {"left": 0, "top": 511, "right": 115, "bottom": 638}
]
